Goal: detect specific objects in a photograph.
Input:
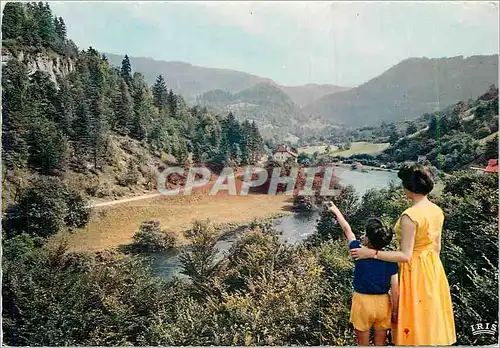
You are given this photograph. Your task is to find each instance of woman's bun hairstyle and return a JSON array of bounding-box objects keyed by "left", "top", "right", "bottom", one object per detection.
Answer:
[{"left": 397, "top": 163, "right": 434, "bottom": 195}]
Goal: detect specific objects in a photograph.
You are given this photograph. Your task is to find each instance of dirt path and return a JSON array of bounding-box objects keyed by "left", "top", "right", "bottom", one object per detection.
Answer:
[{"left": 91, "top": 193, "right": 164, "bottom": 207}]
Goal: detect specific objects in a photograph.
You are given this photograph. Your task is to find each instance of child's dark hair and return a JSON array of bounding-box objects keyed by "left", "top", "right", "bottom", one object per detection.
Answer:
[
  {"left": 397, "top": 163, "right": 434, "bottom": 195},
  {"left": 365, "top": 218, "right": 393, "bottom": 250}
]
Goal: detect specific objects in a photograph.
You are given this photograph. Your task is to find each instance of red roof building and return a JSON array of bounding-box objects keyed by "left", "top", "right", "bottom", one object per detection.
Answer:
[{"left": 275, "top": 145, "right": 298, "bottom": 157}]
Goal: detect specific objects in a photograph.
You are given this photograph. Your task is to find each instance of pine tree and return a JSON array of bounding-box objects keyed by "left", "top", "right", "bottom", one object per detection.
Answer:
[
  {"left": 36, "top": 2, "right": 56, "bottom": 46},
  {"left": 2, "top": 59, "right": 30, "bottom": 169},
  {"left": 54, "top": 16, "right": 66, "bottom": 40},
  {"left": 240, "top": 120, "right": 252, "bottom": 164},
  {"left": 27, "top": 118, "right": 69, "bottom": 175},
  {"left": 177, "top": 140, "right": 189, "bottom": 165},
  {"left": 484, "top": 135, "right": 498, "bottom": 160},
  {"left": 121, "top": 54, "right": 132, "bottom": 87},
  {"left": 55, "top": 78, "right": 74, "bottom": 138},
  {"left": 21, "top": 4, "right": 42, "bottom": 47},
  {"left": 113, "top": 79, "right": 134, "bottom": 134},
  {"left": 88, "top": 95, "right": 109, "bottom": 169},
  {"left": 167, "top": 89, "right": 177, "bottom": 117},
  {"left": 249, "top": 121, "right": 263, "bottom": 164},
  {"left": 130, "top": 72, "right": 154, "bottom": 140},
  {"left": 2, "top": 2, "right": 25, "bottom": 40},
  {"left": 152, "top": 75, "right": 168, "bottom": 110},
  {"left": 72, "top": 82, "right": 92, "bottom": 160}
]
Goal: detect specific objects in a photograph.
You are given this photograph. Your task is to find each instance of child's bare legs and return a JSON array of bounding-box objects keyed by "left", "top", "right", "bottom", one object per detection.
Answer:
[
  {"left": 374, "top": 330, "right": 387, "bottom": 346},
  {"left": 356, "top": 330, "right": 370, "bottom": 345}
]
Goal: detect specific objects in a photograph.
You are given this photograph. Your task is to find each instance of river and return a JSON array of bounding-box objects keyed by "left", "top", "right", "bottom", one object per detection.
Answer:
[{"left": 146, "top": 167, "right": 398, "bottom": 281}]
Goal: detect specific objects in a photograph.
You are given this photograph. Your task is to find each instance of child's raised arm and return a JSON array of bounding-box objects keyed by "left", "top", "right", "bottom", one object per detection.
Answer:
[{"left": 325, "top": 201, "right": 356, "bottom": 243}]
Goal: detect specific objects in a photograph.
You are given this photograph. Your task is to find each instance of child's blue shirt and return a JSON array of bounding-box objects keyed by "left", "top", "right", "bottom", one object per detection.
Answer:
[{"left": 349, "top": 240, "right": 399, "bottom": 294}]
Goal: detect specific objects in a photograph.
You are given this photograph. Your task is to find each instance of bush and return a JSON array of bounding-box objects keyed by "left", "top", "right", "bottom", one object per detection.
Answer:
[
  {"left": 438, "top": 171, "right": 498, "bottom": 345},
  {"left": 2, "top": 242, "right": 169, "bottom": 346},
  {"left": 131, "top": 220, "right": 176, "bottom": 252},
  {"left": 2, "top": 176, "right": 91, "bottom": 238},
  {"left": 117, "top": 159, "right": 141, "bottom": 187},
  {"left": 308, "top": 185, "right": 359, "bottom": 245}
]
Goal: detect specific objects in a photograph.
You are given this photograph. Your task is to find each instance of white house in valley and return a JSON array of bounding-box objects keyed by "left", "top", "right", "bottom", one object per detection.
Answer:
[{"left": 273, "top": 145, "right": 298, "bottom": 163}]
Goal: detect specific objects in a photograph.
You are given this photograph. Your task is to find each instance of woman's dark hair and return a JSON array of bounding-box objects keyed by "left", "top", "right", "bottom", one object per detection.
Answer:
[
  {"left": 397, "top": 164, "right": 434, "bottom": 195},
  {"left": 365, "top": 218, "right": 393, "bottom": 250}
]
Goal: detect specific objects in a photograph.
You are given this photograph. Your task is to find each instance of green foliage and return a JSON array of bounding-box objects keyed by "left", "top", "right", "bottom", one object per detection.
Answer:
[
  {"left": 27, "top": 117, "right": 69, "bottom": 175},
  {"left": 117, "top": 159, "right": 141, "bottom": 186},
  {"left": 1, "top": 2, "right": 78, "bottom": 57},
  {"left": 3, "top": 3, "right": 265, "bottom": 178},
  {"left": 309, "top": 185, "right": 360, "bottom": 245},
  {"left": 132, "top": 220, "right": 176, "bottom": 252},
  {"left": 7, "top": 171, "right": 496, "bottom": 346},
  {"left": 179, "top": 219, "right": 220, "bottom": 294},
  {"left": 438, "top": 171, "right": 498, "bottom": 345},
  {"left": 152, "top": 74, "right": 168, "bottom": 109},
  {"left": 297, "top": 152, "right": 311, "bottom": 165},
  {"left": 483, "top": 134, "right": 498, "bottom": 160},
  {"left": 121, "top": 54, "right": 132, "bottom": 87},
  {"left": 382, "top": 88, "right": 498, "bottom": 172},
  {"left": 3, "top": 176, "right": 90, "bottom": 238},
  {"left": 2, "top": 242, "right": 169, "bottom": 346},
  {"left": 2, "top": 2, "right": 25, "bottom": 40}
]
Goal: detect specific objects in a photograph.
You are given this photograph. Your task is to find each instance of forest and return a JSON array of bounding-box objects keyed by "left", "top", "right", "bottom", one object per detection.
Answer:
[
  {"left": 2, "top": 2, "right": 266, "bottom": 239},
  {"left": 2, "top": 2, "right": 265, "bottom": 178},
  {"left": 1, "top": 2, "right": 498, "bottom": 347}
]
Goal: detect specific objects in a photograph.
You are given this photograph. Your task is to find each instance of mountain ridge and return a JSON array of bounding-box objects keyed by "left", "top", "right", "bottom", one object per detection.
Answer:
[
  {"left": 104, "top": 53, "right": 349, "bottom": 106},
  {"left": 305, "top": 54, "right": 499, "bottom": 127}
]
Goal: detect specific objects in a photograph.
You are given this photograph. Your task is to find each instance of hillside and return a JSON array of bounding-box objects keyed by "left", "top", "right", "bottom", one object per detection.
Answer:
[
  {"left": 277, "top": 83, "right": 350, "bottom": 107},
  {"left": 196, "top": 82, "right": 308, "bottom": 138},
  {"left": 1, "top": 4, "right": 268, "bottom": 209},
  {"left": 305, "top": 55, "right": 499, "bottom": 127},
  {"left": 379, "top": 86, "right": 499, "bottom": 172},
  {"left": 104, "top": 53, "right": 348, "bottom": 106},
  {"left": 105, "top": 53, "right": 271, "bottom": 101}
]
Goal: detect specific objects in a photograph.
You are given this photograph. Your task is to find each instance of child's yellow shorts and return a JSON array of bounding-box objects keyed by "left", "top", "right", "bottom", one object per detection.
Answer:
[{"left": 350, "top": 291, "right": 391, "bottom": 332}]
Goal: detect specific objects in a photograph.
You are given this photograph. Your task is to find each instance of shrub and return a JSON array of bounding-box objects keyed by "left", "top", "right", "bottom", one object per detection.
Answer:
[
  {"left": 309, "top": 185, "right": 360, "bottom": 245},
  {"left": 117, "top": 159, "right": 141, "bottom": 186},
  {"left": 2, "top": 242, "right": 169, "bottom": 346},
  {"left": 438, "top": 171, "right": 498, "bottom": 345},
  {"left": 131, "top": 220, "right": 176, "bottom": 252},
  {"left": 3, "top": 176, "right": 90, "bottom": 238}
]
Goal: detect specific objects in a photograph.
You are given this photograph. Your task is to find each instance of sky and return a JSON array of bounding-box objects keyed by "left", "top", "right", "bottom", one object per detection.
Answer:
[{"left": 47, "top": 1, "right": 499, "bottom": 87}]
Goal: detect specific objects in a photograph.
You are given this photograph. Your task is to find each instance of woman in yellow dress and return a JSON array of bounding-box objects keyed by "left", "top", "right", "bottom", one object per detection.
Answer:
[{"left": 350, "top": 164, "right": 456, "bottom": 345}]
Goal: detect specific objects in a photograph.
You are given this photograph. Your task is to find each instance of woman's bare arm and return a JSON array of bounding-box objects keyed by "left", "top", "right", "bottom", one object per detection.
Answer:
[
  {"left": 350, "top": 214, "right": 416, "bottom": 263},
  {"left": 435, "top": 233, "right": 441, "bottom": 256}
]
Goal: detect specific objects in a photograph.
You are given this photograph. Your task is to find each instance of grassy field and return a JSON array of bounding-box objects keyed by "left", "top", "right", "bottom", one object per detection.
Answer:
[
  {"left": 298, "top": 145, "right": 337, "bottom": 155},
  {"left": 54, "top": 193, "right": 292, "bottom": 253},
  {"left": 299, "top": 142, "right": 389, "bottom": 157},
  {"left": 330, "top": 142, "right": 390, "bottom": 157}
]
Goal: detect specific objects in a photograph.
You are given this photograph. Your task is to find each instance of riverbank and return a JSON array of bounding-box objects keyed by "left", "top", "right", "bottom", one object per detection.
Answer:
[
  {"left": 332, "top": 162, "right": 398, "bottom": 172},
  {"left": 54, "top": 193, "right": 293, "bottom": 253}
]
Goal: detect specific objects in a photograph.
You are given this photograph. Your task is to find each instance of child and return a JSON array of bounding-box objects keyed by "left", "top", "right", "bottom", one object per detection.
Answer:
[{"left": 325, "top": 201, "right": 399, "bottom": 346}]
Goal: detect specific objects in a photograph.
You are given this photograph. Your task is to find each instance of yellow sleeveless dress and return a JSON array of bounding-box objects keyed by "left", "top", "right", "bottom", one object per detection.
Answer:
[{"left": 392, "top": 202, "right": 456, "bottom": 346}]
